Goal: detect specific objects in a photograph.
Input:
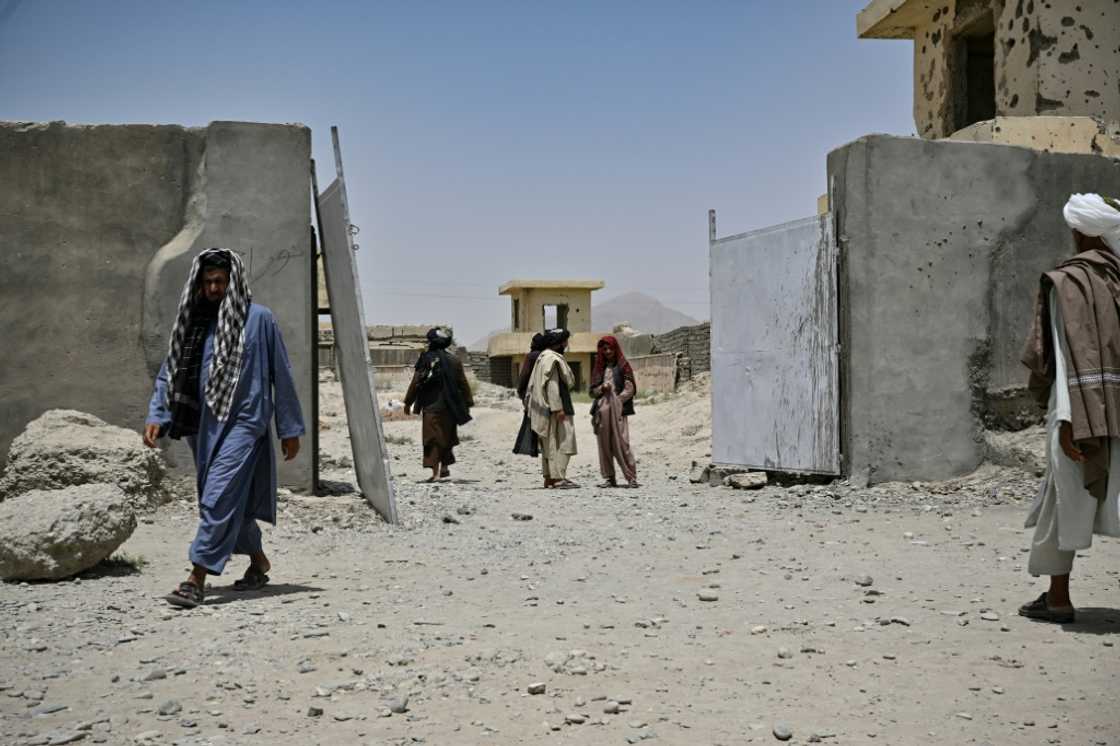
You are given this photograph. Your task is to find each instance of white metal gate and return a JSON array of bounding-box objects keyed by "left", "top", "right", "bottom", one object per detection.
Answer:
[{"left": 709, "top": 213, "right": 840, "bottom": 474}]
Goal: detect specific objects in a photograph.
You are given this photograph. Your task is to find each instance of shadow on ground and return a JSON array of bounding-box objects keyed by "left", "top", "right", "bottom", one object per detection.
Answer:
[
  {"left": 1061, "top": 607, "right": 1120, "bottom": 635},
  {"left": 201, "top": 583, "right": 325, "bottom": 607}
]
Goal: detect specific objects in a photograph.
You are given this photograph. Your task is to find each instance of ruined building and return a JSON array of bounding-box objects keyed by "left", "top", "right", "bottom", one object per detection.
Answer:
[
  {"left": 858, "top": 0, "right": 1117, "bottom": 145},
  {"left": 487, "top": 280, "right": 606, "bottom": 391}
]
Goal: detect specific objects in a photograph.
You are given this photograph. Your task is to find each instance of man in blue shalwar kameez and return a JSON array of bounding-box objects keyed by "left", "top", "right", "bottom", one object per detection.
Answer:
[{"left": 143, "top": 248, "right": 305, "bottom": 608}]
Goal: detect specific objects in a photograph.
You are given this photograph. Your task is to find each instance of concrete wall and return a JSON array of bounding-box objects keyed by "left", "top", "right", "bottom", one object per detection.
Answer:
[
  {"left": 0, "top": 120, "right": 314, "bottom": 489},
  {"left": 893, "top": 0, "right": 1119, "bottom": 139},
  {"left": 652, "top": 322, "right": 711, "bottom": 376},
  {"left": 997, "top": 0, "right": 1119, "bottom": 125},
  {"left": 828, "top": 134, "right": 1120, "bottom": 482},
  {"left": 629, "top": 353, "right": 679, "bottom": 395}
]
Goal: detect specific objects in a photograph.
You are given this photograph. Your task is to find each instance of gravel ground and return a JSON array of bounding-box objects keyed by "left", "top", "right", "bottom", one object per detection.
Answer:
[{"left": 1, "top": 375, "right": 1117, "bottom": 745}]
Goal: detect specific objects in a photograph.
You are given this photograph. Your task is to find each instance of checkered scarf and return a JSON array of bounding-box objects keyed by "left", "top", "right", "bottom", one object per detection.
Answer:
[{"left": 164, "top": 248, "right": 252, "bottom": 423}]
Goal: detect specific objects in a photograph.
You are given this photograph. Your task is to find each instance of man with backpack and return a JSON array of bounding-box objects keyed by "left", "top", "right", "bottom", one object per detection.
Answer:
[{"left": 404, "top": 327, "right": 474, "bottom": 482}]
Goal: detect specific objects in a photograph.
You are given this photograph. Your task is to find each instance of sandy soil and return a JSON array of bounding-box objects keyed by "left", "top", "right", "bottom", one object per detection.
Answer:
[{"left": 2, "top": 375, "right": 1118, "bottom": 745}]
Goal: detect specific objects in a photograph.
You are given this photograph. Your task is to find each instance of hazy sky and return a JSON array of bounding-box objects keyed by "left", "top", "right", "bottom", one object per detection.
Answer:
[{"left": 1, "top": 1, "right": 914, "bottom": 344}]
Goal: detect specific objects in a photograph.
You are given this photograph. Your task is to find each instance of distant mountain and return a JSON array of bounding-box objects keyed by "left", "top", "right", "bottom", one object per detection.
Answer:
[
  {"left": 592, "top": 291, "right": 700, "bottom": 335},
  {"left": 468, "top": 291, "right": 701, "bottom": 351}
]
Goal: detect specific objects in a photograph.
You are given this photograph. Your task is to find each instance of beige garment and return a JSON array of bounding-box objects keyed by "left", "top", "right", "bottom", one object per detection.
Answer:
[
  {"left": 528, "top": 350, "right": 577, "bottom": 469},
  {"left": 594, "top": 366, "right": 636, "bottom": 483},
  {"left": 1026, "top": 288, "right": 1120, "bottom": 575}
]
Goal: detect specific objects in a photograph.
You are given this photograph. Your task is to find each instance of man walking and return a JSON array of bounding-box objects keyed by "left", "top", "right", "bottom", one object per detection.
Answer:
[
  {"left": 144, "top": 248, "right": 305, "bottom": 608},
  {"left": 1020, "top": 194, "right": 1120, "bottom": 623},
  {"left": 528, "top": 328, "right": 578, "bottom": 488}
]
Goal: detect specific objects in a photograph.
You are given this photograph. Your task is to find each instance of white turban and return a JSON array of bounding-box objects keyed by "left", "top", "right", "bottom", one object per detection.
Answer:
[{"left": 1063, "top": 193, "right": 1120, "bottom": 253}]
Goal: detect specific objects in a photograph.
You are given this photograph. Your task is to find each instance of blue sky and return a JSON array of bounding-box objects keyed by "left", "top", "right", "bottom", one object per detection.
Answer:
[{"left": 1, "top": 1, "right": 914, "bottom": 343}]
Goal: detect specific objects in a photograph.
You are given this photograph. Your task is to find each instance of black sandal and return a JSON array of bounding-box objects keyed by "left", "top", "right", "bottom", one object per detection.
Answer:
[
  {"left": 1018, "top": 592, "right": 1075, "bottom": 623},
  {"left": 552, "top": 479, "right": 580, "bottom": 489},
  {"left": 233, "top": 566, "right": 270, "bottom": 591},
  {"left": 165, "top": 581, "right": 204, "bottom": 608}
]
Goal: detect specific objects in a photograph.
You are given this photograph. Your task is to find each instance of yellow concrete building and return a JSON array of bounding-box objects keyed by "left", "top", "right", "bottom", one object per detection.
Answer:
[
  {"left": 487, "top": 280, "right": 606, "bottom": 390},
  {"left": 858, "top": 0, "right": 1119, "bottom": 151}
]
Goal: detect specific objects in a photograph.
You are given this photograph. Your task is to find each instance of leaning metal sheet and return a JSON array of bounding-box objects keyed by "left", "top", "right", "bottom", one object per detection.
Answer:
[
  {"left": 314, "top": 131, "right": 398, "bottom": 523},
  {"left": 709, "top": 214, "right": 839, "bottom": 474}
]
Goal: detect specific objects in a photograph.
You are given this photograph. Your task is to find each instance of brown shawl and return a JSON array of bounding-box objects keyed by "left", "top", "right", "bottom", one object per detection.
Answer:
[{"left": 1022, "top": 248, "right": 1120, "bottom": 499}]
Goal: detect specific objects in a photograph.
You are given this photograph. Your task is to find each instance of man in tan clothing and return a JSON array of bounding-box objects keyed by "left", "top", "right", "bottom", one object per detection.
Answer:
[
  {"left": 528, "top": 329, "right": 579, "bottom": 488},
  {"left": 1020, "top": 193, "right": 1120, "bottom": 623}
]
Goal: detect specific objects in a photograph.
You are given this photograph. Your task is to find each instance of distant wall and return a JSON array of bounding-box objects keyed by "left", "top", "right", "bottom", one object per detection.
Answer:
[
  {"left": 467, "top": 352, "right": 492, "bottom": 383},
  {"left": 0, "top": 120, "right": 314, "bottom": 489},
  {"left": 630, "top": 353, "right": 679, "bottom": 395},
  {"left": 653, "top": 322, "right": 711, "bottom": 376},
  {"left": 828, "top": 134, "right": 1120, "bottom": 482},
  {"left": 373, "top": 365, "right": 415, "bottom": 392}
]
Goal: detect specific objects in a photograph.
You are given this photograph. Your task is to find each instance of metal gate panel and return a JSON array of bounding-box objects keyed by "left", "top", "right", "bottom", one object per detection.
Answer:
[
  {"left": 710, "top": 214, "right": 839, "bottom": 474},
  {"left": 313, "top": 127, "right": 398, "bottom": 523}
]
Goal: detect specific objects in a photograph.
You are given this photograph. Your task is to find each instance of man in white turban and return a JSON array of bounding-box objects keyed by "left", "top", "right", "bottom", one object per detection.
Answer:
[
  {"left": 1019, "top": 194, "right": 1120, "bottom": 623},
  {"left": 1062, "top": 193, "right": 1120, "bottom": 252}
]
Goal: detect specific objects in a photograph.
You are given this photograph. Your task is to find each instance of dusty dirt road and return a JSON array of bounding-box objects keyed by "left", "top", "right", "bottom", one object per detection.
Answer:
[{"left": 2, "top": 377, "right": 1118, "bottom": 745}]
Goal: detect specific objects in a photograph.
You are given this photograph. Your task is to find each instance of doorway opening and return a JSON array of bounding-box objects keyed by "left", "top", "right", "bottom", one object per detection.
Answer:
[{"left": 953, "top": 13, "right": 996, "bottom": 131}]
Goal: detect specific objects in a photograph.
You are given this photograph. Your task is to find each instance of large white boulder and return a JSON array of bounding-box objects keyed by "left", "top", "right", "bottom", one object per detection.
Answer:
[
  {"left": 0, "top": 410, "right": 168, "bottom": 510},
  {"left": 0, "top": 483, "right": 137, "bottom": 581}
]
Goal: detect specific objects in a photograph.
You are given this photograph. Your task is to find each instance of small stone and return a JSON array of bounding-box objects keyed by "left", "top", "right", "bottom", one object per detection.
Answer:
[
  {"left": 527, "top": 683, "right": 546, "bottom": 695},
  {"left": 48, "top": 733, "right": 86, "bottom": 745},
  {"left": 297, "top": 661, "right": 316, "bottom": 674},
  {"left": 133, "top": 731, "right": 161, "bottom": 743},
  {"left": 956, "top": 712, "right": 973, "bottom": 720},
  {"left": 726, "top": 472, "right": 768, "bottom": 490},
  {"left": 698, "top": 592, "right": 719, "bottom": 602},
  {"left": 141, "top": 669, "right": 167, "bottom": 682},
  {"left": 750, "top": 625, "right": 768, "bottom": 635},
  {"left": 777, "top": 647, "right": 793, "bottom": 659},
  {"left": 388, "top": 695, "right": 409, "bottom": 714},
  {"left": 441, "top": 514, "right": 460, "bottom": 525},
  {"left": 565, "top": 713, "right": 587, "bottom": 725},
  {"left": 511, "top": 513, "right": 533, "bottom": 521},
  {"left": 604, "top": 701, "right": 621, "bottom": 714},
  {"left": 307, "top": 706, "right": 323, "bottom": 718},
  {"left": 854, "top": 575, "right": 873, "bottom": 587},
  {"left": 980, "top": 611, "right": 1000, "bottom": 622},
  {"left": 157, "top": 700, "right": 181, "bottom": 717},
  {"left": 773, "top": 722, "right": 793, "bottom": 741},
  {"left": 890, "top": 616, "right": 910, "bottom": 626}
]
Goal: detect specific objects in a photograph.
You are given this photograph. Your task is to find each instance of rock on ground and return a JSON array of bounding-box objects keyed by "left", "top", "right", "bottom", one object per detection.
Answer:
[
  {"left": 0, "top": 409, "right": 168, "bottom": 509},
  {"left": 984, "top": 426, "right": 1046, "bottom": 476},
  {"left": 0, "top": 483, "right": 136, "bottom": 580},
  {"left": 726, "top": 472, "right": 768, "bottom": 489}
]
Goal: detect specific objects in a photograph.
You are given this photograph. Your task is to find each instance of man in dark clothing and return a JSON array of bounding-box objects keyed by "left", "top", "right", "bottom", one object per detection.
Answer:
[{"left": 404, "top": 327, "right": 474, "bottom": 482}]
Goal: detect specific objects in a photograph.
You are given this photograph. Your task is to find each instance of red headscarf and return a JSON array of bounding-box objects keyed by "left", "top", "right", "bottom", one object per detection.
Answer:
[{"left": 591, "top": 335, "right": 634, "bottom": 388}]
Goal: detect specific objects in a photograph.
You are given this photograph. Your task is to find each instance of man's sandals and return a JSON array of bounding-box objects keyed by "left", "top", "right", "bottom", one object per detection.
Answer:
[
  {"left": 165, "top": 581, "right": 204, "bottom": 609},
  {"left": 1018, "top": 592, "right": 1075, "bottom": 624},
  {"left": 549, "top": 479, "right": 580, "bottom": 489},
  {"left": 233, "top": 565, "right": 270, "bottom": 591}
]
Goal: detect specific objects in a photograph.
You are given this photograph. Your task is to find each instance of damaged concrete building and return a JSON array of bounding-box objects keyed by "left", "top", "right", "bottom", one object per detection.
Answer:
[
  {"left": 486, "top": 280, "right": 607, "bottom": 390},
  {"left": 859, "top": 0, "right": 1118, "bottom": 145},
  {"left": 710, "top": 0, "right": 1119, "bottom": 483}
]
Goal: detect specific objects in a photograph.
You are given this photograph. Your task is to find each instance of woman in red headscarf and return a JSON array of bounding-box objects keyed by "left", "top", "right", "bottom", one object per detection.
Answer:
[{"left": 590, "top": 335, "right": 639, "bottom": 488}]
